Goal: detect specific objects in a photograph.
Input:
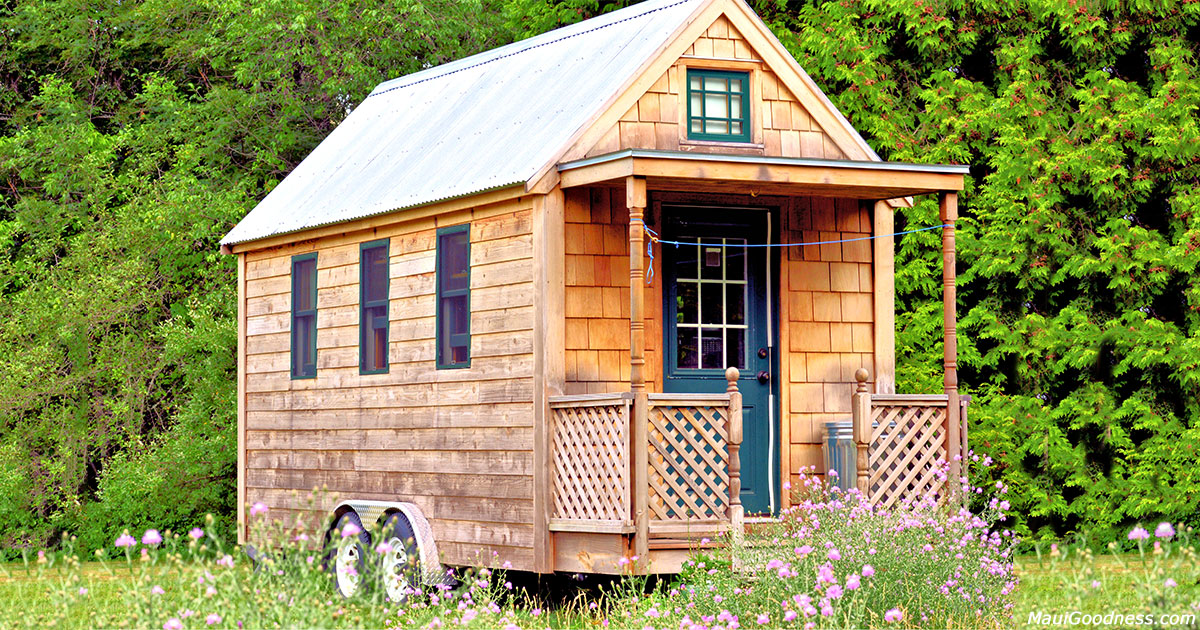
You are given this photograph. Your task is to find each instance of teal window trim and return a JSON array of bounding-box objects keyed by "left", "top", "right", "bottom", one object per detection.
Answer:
[
  {"left": 359, "top": 238, "right": 390, "bottom": 375},
  {"left": 290, "top": 252, "right": 318, "bottom": 379},
  {"left": 436, "top": 224, "right": 471, "bottom": 369},
  {"left": 686, "top": 68, "right": 751, "bottom": 143}
]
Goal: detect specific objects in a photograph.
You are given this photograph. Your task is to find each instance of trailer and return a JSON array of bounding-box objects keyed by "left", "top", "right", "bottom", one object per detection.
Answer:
[{"left": 220, "top": 0, "right": 970, "bottom": 597}]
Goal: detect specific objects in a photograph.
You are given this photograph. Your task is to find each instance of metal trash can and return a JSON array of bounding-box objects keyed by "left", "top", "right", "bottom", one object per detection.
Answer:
[{"left": 822, "top": 420, "right": 856, "bottom": 492}]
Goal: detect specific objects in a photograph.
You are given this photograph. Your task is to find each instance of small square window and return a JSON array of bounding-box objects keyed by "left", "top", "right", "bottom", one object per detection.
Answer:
[{"left": 686, "top": 69, "right": 750, "bottom": 143}]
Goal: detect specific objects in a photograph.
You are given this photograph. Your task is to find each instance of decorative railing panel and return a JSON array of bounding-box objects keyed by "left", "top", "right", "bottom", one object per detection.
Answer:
[
  {"left": 646, "top": 394, "right": 731, "bottom": 523},
  {"left": 549, "top": 394, "right": 632, "bottom": 529},
  {"left": 865, "top": 394, "right": 971, "bottom": 509}
]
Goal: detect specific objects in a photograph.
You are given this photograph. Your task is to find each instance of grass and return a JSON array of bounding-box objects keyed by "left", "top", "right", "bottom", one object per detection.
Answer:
[{"left": 0, "top": 478, "right": 1194, "bottom": 628}]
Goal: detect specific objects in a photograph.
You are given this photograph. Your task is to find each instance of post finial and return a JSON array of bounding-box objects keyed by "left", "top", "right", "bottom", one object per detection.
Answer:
[
  {"left": 725, "top": 367, "right": 740, "bottom": 393},
  {"left": 854, "top": 368, "right": 869, "bottom": 393}
]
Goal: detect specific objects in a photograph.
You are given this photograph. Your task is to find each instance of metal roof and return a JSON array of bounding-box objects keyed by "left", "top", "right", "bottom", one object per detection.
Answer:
[{"left": 221, "top": 0, "right": 707, "bottom": 246}]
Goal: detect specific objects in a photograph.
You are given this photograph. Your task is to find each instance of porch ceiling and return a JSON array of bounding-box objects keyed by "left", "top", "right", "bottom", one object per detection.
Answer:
[{"left": 557, "top": 149, "right": 968, "bottom": 200}]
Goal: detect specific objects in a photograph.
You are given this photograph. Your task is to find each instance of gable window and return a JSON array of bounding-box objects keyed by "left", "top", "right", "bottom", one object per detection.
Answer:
[
  {"left": 436, "top": 225, "right": 471, "bottom": 369},
  {"left": 360, "top": 239, "right": 390, "bottom": 374},
  {"left": 686, "top": 69, "right": 750, "bottom": 143},
  {"left": 291, "top": 253, "right": 318, "bottom": 379}
]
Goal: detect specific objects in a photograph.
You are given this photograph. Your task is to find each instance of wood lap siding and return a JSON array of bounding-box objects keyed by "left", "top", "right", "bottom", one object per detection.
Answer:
[
  {"left": 241, "top": 201, "right": 537, "bottom": 569},
  {"left": 579, "top": 16, "right": 846, "bottom": 160},
  {"left": 781, "top": 197, "right": 873, "bottom": 488}
]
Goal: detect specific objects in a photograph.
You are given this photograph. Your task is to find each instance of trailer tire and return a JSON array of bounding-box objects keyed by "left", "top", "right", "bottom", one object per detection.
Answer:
[
  {"left": 377, "top": 512, "right": 420, "bottom": 603},
  {"left": 329, "top": 512, "right": 371, "bottom": 599}
]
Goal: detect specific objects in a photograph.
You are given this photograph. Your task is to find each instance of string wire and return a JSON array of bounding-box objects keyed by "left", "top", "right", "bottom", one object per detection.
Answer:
[{"left": 630, "top": 219, "right": 951, "bottom": 284}]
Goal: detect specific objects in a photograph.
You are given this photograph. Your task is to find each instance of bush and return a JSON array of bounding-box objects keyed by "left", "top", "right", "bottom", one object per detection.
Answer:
[{"left": 618, "top": 465, "right": 1018, "bottom": 629}]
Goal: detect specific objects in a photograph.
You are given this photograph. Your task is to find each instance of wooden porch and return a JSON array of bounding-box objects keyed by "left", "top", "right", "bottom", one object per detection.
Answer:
[{"left": 546, "top": 370, "right": 744, "bottom": 574}]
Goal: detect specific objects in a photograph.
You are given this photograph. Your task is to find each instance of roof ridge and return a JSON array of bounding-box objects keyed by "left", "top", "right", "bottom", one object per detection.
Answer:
[{"left": 367, "top": 0, "right": 695, "bottom": 100}]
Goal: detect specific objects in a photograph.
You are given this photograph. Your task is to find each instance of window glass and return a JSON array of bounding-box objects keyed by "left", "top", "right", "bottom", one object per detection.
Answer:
[
  {"left": 437, "top": 226, "right": 471, "bottom": 368},
  {"left": 360, "top": 241, "right": 389, "bottom": 374},
  {"left": 686, "top": 69, "right": 751, "bottom": 143},
  {"left": 673, "top": 237, "right": 748, "bottom": 370},
  {"left": 291, "top": 254, "right": 317, "bottom": 378}
]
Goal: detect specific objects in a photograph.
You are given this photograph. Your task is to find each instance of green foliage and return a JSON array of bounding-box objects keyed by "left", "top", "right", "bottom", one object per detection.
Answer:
[
  {"left": 0, "top": 0, "right": 511, "bottom": 551},
  {"left": 760, "top": 0, "right": 1200, "bottom": 540},
  {"left": 4, "top": 0, "right": 1200, "bottom": 552}
]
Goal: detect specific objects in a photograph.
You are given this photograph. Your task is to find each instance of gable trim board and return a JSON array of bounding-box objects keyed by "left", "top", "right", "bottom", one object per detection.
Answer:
[{"left": 557, "top": 150, "right": 968, "bottom": 197}]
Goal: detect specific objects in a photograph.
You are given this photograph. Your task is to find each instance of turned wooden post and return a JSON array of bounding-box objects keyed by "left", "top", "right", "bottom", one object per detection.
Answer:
[
  {"left": 940, "top": 192, "right": 962, "bottom": 500},
  {"left": 627, "top": 176, "right": 650, "bottom": 563},
  {"left": 852, "top": 368, "right": 872, "bottom": 500},
  {"left": 725, "top": 367, "right": 744, "bottom": 551}
]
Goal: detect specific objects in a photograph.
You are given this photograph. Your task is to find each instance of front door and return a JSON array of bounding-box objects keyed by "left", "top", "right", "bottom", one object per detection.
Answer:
[{"left": 662, "top": 207, "right": 777, "bottom": 514}]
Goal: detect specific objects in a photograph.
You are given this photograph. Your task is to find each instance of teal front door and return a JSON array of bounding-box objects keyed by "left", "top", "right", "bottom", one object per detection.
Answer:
[{"left": 662, "top": 207, "right": 778, "bottom": 515}]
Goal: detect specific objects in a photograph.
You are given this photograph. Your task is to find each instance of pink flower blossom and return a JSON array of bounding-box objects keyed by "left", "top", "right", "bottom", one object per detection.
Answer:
[
  {"left": 115, "top": 533, "right": 136, "bottom": 548},
  {"left": 164, "top": 619, "right": 182, "bottom": 630},
  {"left": 206, "top": 614, "right": 222, "bottom": 625},
  {"left": 216, "top": 554, "right": 234, "bottom": 568},
  {"left": 757, "top": 613, "right": 769, "bottom": 625},
  {"left": 862, "top": 564, "right": 875, "bottom": 578},
  {"left": 846, "top": 574, "right": 861, "bottom": 590},
  {"left": 827, "top": 548, "right": 841, "bottom": 561},
  {"left": 1128, "top": 526, "right": 1150, "bottom": 541},
  {"left": 783, "top": 610, "right": 797, "bottom": 622},
  {"left": 189, "top": 528, "right": 204, "bottom": 540},
  {"left": 827, "top": 584, "right": 844, "bottom": 599},
  {"left": 340, "top": 521, "right": 361, "bottom": 538},
  {"left": 375, "top": 541, "right": 393, "bottom": 554},
  {"left": 151, "top": 585, "right": 165, "bottom": 596},
  {"left": 1155, "top": 523, "right": 1176, "bottom": 539},
  {"left": 78, "top": 587, "right": 88, "bottom": 596},
  {"left": 1166, "top": 578, "right": 1178, "bottom": 588},
  {"left": 142, "top": 530, "right": 162, "bottom": 546},
  {"left": 250, "top": 502, "right": 268, "bottom": 516},
  {"left": 885, "top": 608, "right": 903, "bottom": 623},
  {"left": 795, "top": 545, "right": 813, "bottom": 557}
]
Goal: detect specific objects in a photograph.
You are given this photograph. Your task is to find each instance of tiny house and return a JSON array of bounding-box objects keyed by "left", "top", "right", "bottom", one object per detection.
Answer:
[{"left": 220, "top": 0, "right": 969, "bottom": 588}]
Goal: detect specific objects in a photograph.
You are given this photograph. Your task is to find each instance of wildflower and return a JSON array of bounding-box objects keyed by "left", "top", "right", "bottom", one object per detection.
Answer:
[
  {"left": 189, "top": 527, "right": 204, "bottom": 540},
  {"left": 78, "top": 587, "right": 88, "bottom": 596},
  {"left": 1166, "top": 579, "right": 1178, "bottom": 588},
  {"left": 151, "top": 585, "right": 165, "bottom": 596},
  {"left": 795, "top": 545, "right": 813, "bottom": 557},
  {"left": 884, "top": 608, "right": 903, "bottom": 623},
  {"left": 784, "top": 610, "right": 797, "bottom": 622},
  {"left": 340, "top": 522, "right": 362, "bottom": 538},
  {"left": 827, "top": 548, "right": 841, "bottom": 561},
  {"left": 618, "top": 557, "right": 630, "bottom": 566},
  {"left": 1128, "top": 526, "right": 1150, "bottom": 541},
  {"left": 846, "top": 574, "right": 861, "bottom": 590},
  {"left": 250, "top": 502, "right": 268, "bottom": 516},
  {"left": 217, "top": 554, "right": 234, "bottom": 568},
  {"left": 164, "top": 619, "right": 182, "bottom": 630},
  {"left": 142, "top": 529, "right": 163, "bottom": 546},
  {"left": 206, "top": 614, "right": 222, "bottom": 625},
  {"left": 206, "top": 586, "right": 217, "bottom": 597},
  {"left": 461, "top": 609, "right": 477, "bottom": 623},
  {"left": 862, "top": 564, "right": 875, "bottom": 578},
  {"left": 1091, "top": 580, "right": 1101, "bottom": 589},
  {"left": 115, "top": 533, "right": 137, "bottom": 548},
  {"left": 1155, "top": 523, "right": 1176, "bottom": 539},
  {"left": 757, "top": 613, "right": 769, "bottom": 625},
  {"left": 827, "top": 585, "right": 843, "bottom": 599},
  {"left": 182, "top": 610, "right": 195, "bottom": 619},
  {"left": 376, "top": 541, "right": 394, "bottom": 554},
  {"left": 294, "top": 533, "right": 308, "bottom": 542},
  {"left": 646, "top": 608, "right": 661, "bottom": 619}
]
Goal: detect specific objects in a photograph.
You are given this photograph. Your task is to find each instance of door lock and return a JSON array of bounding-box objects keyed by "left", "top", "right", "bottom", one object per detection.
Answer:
[{"left": 757, "top": 370, "right": 770, "bottom": 384}]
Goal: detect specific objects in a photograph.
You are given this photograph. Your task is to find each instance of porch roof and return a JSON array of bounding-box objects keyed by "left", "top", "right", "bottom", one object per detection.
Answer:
[{"left": 557, "top": 149, "right": 969, "bottom": 200}]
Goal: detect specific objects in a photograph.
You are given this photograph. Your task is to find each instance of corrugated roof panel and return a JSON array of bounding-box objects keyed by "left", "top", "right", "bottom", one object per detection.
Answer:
[{"left": 222, "top": 0, "right": 706, "bottom": 246}]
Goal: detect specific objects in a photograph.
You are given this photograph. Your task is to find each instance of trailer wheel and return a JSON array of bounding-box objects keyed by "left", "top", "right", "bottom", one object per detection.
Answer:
[
  {"left": 330, "top": 512, "right": 371, "bottom": 599},
  {"left": 377, "top": 512, "right": 420, "bottom": 602}
]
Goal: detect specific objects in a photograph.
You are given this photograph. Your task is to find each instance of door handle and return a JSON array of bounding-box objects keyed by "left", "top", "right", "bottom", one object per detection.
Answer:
[{"left": 757, "top": 370, "right": 770, "bottom": 384}]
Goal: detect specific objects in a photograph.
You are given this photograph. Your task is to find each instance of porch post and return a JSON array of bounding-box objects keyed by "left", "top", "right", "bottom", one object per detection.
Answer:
[
  {"left": 852, "top": 369, "right": 871, "bottom": 499},
  {"left": 627, "top": 176, "right": 650, "bottom": 562},
  {"left": 939, "top": 192, "right": 962, "bottom": 500}
]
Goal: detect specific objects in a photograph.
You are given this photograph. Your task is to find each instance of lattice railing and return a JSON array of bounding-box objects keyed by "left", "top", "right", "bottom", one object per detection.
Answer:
[
  {"left": 868, "top": 399, "right": 948, "bottom": 508},
  {"left": 646, "top": 394, "right": 731, "bottom": 523},
  {"left": 548, "top": 394, "right": 632, "bottom": 531}
]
